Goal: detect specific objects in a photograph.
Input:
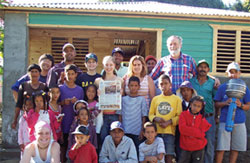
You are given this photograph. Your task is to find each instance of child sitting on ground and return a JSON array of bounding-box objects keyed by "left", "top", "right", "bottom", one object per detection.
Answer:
[
  {"left": 18, "top": 93, "right": 33, "bottom": 155},
  {"left": 178, "top": 96, "right": 211, "bottom": 163},
  {"left": 139, "top": 122, "right": 165, "bottom": 163},
  {"left": 68, "top": 125, "right": 98, "bottom": 163}
]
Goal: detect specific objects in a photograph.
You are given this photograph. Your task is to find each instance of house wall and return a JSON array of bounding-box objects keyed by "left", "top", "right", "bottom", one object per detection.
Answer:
[
  {"left": 2, "top": 13, "right": 28, "bottom": 146},
  {"left": 2, "top": 12, "right": 250, "bottom": 147}
]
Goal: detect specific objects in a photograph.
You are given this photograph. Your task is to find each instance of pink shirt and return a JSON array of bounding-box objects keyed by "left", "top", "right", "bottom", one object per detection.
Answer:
[{"left": 18, "top": 114, "right": 30, "bottom": 145}]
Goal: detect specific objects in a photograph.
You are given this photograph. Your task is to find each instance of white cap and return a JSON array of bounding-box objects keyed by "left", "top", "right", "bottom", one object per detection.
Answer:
[{"left": 226, "top": 62, "right": 240, "bottom": 72}]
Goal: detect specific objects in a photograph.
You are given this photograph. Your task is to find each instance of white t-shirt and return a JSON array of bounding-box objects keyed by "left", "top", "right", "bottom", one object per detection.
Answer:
[{"left": 139, "top": 137, "right": 165, "bottom": 163}]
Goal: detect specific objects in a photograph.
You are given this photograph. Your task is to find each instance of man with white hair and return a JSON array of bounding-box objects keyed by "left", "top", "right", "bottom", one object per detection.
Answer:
[{"left": 150, "top": 35, "right": 197, "bottom": 94}]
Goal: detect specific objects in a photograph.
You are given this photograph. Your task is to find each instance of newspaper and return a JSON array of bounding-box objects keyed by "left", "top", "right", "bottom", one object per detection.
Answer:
[{"left": 99, "top": 80, "right": 121, "bottom": 110}]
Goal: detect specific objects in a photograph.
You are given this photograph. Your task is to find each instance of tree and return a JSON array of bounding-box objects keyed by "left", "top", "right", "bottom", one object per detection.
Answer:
[
  {"left": 229, "top": 0, "right": 250, "bottom": 12},
  {"left": 243, "top": 0, "right": 250, "bottom": 11},
  {"left": 98, "top": 0, "right": 226, "bottom": 9}
]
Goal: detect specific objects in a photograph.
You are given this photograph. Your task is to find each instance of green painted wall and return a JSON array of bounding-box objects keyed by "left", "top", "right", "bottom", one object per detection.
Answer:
[{"left": 29, "top": 13, "right": 250, "bottom": 67}]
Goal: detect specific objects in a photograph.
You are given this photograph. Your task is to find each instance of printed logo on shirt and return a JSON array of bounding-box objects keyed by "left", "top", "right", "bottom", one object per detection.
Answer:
[{"left": 157, "top": 102, "right": 172, "bottom": 115}]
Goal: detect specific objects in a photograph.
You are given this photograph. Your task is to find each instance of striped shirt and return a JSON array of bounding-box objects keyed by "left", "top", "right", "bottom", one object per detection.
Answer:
[
  {"left": 150, "top": 52, "right": 196, "bottom": 93},
  {"left": 117, "top": 96, "right": 148, "bottom": 135},
  {"left": 124, "top": 75, "right": 150, "bottom": 108}
]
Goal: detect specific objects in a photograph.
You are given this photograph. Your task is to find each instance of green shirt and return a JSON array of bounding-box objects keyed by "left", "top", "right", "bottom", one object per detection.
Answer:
[{"left": 190, "top": 76, "right": 217, "bottom": 113}]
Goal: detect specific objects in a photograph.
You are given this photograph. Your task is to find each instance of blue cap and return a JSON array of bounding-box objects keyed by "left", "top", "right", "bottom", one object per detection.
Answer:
[
  {"left": 110, "top": 121, "right": 124, "bottom": 131},
  {"left": 112, "top": 47, "right": 124, "bottom": 56},
  {"left": 86, "top": 53, "right": 98, "bottom": 62}
]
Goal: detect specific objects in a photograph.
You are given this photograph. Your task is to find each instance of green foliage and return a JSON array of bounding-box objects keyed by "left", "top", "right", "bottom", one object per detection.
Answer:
[
  {"left": 98, "top": 0, "right": 226, "bottom": 9},
  {"left": 243, "top": 0, "right": 250, "bottom": 11}
]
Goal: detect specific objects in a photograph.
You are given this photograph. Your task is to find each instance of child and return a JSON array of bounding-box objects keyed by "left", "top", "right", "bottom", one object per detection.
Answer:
[
  {"left": 18, "top": 93, "right": 33, "bottom": 155},
  {"left": 48, "top": 86, "right": 63, "bottom": 142},
  {"left": 76, "top": 53, "right": 101, "bottom": 92},
  {"left": 214, "top": 62, "right": 250, "bottom": 163},
  {"left": 68, "top": 107, "right": 97, "bottom": 150},
  {"left": 178, "top": 96, "right": 211, "bottom": 163},
  {"left": 68, "top": 125, "right": 98, "bottom": 163},
  {"left": 139, "top": 122, "right": 165, "bottom": 163},
  {"left": 175, "top": 80, "right": 197, "bottom": 160},
  {"left": 148, "top": 74, "right": 182, "bottom": 163},
  {"left": 85, "top": 84, "right": 102, "bottom": 132},
  {"left": 24, "top": 91, "right": 60, "bottom": 142},
  {"left": 176, "top": 80, "right": 197, "bottom": 111},
  {"left": 59, "top": 64, "right": 84, "bottom": 162},
  {"left": 117, "top": 76, "right": 147, "bottom": 153}
]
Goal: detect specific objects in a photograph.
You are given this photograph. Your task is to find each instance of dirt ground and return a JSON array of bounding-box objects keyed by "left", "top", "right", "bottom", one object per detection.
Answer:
[{"left": 0, "top": 114, "right": 250, "bottom": 162}]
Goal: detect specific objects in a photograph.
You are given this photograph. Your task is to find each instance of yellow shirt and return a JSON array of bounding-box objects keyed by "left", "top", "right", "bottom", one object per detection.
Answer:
[{"left": 149, "top": 94, "right": 182, "bottom": 135}]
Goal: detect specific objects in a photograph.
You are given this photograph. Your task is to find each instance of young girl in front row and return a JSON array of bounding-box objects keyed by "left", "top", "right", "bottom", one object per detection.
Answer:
[
  {"left": 25, "top": 91, "right": 60, "bottom": 142},
  {"left": 178, "top": 96, "right": 211, "bottom": 163},
  {"left": 18, "top": 93, "right": 33, "bottom": 156},
  {"left": 68, "top": 107, "right": 97, "bottom": 152}
]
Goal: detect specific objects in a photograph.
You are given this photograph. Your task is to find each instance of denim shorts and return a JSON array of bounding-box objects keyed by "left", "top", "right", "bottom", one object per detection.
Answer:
[{"left": 158, "top": 134, "right": 175, "bottom": 155}]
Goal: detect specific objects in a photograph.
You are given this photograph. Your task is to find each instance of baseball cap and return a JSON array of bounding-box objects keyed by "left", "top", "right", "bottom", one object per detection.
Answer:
[
  {"left": 72, "top": 125, "right": 89, "bottom": 135},
  {"left": 86, "top": 53, "right": 98, "bottom": 62},
  {"left": 197, "top": 59, "right": 209, "bottom": 68},
  {"left": 112, "top": 47, "right": 124, "bottom": 56},
  {"left": 73, "top": 100, "right": 88, "bottom": 113},
  {"left": 145, "top": 55, "right": 157, "bottom": 63},
  {"left": 226, "top": 62, "right": 240, "bottom": 72},
  {"left": 62, "top": 43, "right": 75, "bottom": 52},
  {"left": 110, "top": 121, "right": 124, "bottom": 132}
]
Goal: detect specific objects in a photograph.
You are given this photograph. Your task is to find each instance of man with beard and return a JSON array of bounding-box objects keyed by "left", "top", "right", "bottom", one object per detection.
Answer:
[
  {"left": 190, "top": 60, "right": 217, "bottom": 163},
  {"left": 47, "top": 43, "right": 82, "bottom": 87},
  {"left": 150, "top": 35, "right": 197, "bottom": 94}
]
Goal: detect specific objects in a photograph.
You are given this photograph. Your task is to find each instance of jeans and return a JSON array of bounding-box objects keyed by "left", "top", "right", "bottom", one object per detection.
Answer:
[
  {"left": 205, "top": 115, "right": 216, "bottom": 163},
  {"left": 100, "top": 114, "right": 119, "bottom": 144}
]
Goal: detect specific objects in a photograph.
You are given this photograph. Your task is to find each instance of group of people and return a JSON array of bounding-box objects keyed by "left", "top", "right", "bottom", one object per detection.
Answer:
[{"left": 11, "top": 35, "right": 249, "bottom": 163}]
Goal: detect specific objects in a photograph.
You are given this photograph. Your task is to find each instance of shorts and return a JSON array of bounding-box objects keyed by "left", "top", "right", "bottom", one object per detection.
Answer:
[
  {"left": 216, "top": 123, "right": 247, "bottom": 151},
  {"left": 158, "top": 134, "right": 175, "bottom": 155}
]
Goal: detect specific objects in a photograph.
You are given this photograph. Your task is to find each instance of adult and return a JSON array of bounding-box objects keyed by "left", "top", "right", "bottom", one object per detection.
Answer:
[
  {"left": 11, "top": 54, "right": 54, "bottom": 102},
  {"left": 190, "top": 60, "right": 217, "bottom": 163},
  {"left": 101, "top": 47, "right": 128, "bottom": 78},
  {"left": 145, "top": 55, "right": 157, "bottom": 75},
  {"left": 94, "top": 56, "right": 123, "bottom": 143},
  {"left": 11, "top": 64, "right": 48, "bottom": 129},
  {"left": 99, "top": 121, "right": 138, "bottom": 163},
  {"left": 47, "top": 43, "right": 82, "bottom": 88},
  {"left": 123, "top": 55, "right": 155, "bottom": 108},
  {"left": 150, "top": 35, "right": 196, "bottom": 94},
  {"left": 20, "top": 121, "right": 60, "bottom": 163}
]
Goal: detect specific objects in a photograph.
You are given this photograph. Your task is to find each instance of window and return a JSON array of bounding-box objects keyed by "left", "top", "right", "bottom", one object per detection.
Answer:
[
  {"left": 211, "top": 24, "right": 250, "bottom": 75},
  {"left": 51, "top": 37, "right": 89, "bottom": 72}
]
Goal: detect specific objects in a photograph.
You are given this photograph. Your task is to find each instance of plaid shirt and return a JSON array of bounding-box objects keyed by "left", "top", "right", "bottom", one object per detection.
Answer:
[{"left": 150, "top": 52, "right": 197, "bottom": 93}]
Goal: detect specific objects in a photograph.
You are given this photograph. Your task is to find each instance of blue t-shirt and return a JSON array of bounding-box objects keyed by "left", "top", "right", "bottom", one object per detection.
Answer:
[{"left": 214, "top": 82, "right": 250, "bottom": 123}]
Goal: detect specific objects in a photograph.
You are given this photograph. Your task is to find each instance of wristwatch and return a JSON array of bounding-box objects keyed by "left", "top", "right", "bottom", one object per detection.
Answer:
[{"left": 241, "top": 103, "right": 244, "bottom": 108}]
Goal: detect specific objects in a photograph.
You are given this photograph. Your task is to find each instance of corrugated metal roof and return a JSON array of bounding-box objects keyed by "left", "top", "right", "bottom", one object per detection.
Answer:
[{"left": 6, "top": 1, "right": 250, "bottom": 18}]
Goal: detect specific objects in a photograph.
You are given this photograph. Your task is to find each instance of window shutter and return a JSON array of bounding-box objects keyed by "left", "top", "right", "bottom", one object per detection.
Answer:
[
  {"left": 216, "top": 30, "right": 236, "bottom": 73},
  {"left": 51, "top": 37, "right": 68, "bottom": 64},
  {"left": 240, "top": 31, "right": 250, "bottom": 73}
]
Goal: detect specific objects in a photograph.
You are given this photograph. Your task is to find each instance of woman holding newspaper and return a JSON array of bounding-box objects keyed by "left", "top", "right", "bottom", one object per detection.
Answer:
[{"left": 94, "top": 56, "right": 123, "bottom": 143}]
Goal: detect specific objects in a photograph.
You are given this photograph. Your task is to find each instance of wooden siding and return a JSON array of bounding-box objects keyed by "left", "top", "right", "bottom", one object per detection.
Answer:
[
  {"left": 28, "top": 13, "right": 250, "bottom": 74},
  {"left": 29, "top": 28, "right": 156, "bottom": 73}
]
